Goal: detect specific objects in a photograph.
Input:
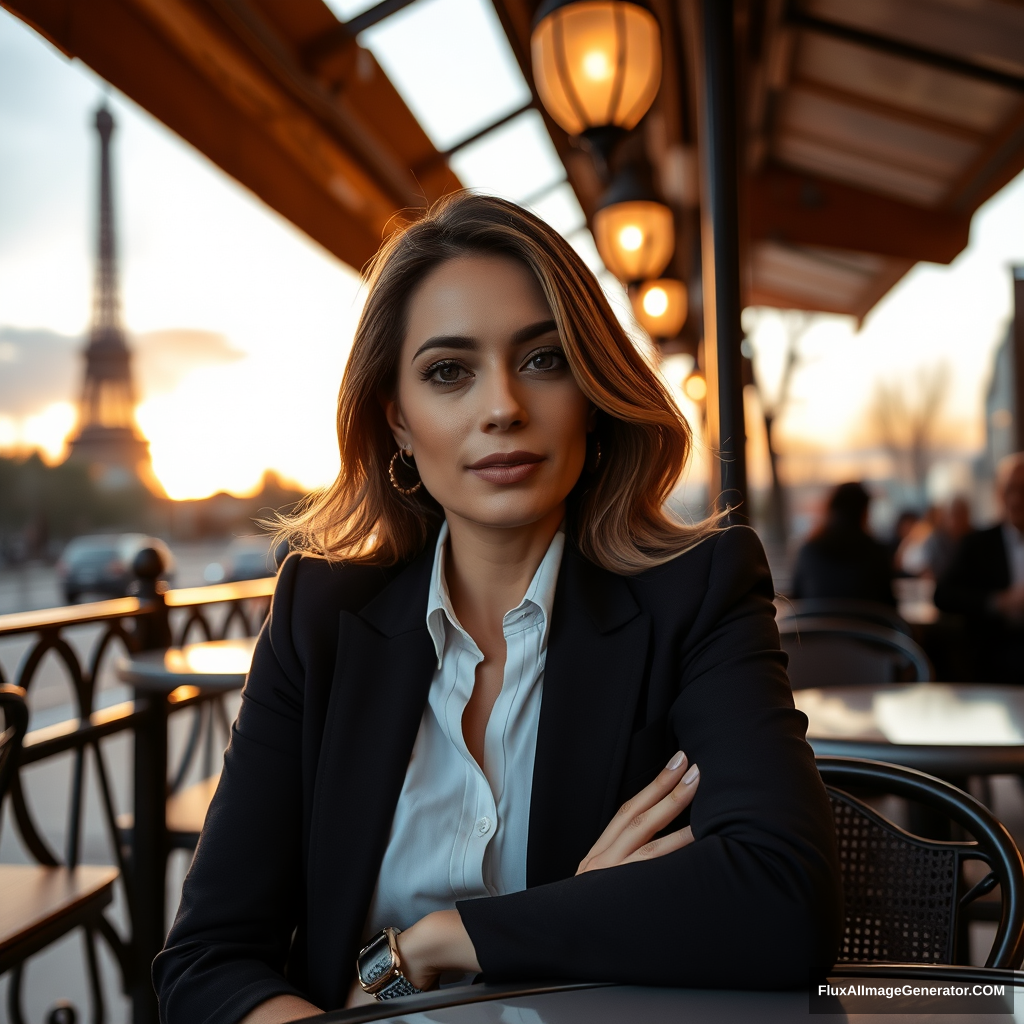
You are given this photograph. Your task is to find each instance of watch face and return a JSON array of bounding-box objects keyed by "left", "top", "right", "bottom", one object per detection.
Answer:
[{"left": 358, "top": 933, "right": 396, "bottom": 989}]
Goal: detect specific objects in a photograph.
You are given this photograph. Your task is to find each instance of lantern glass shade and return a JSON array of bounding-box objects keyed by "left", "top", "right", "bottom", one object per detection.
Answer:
[
  {"left": 531, "top": 1, "right": 662, "bottom": 136},
  {"left": 632, "top": 278, "right": 687, "bottom": 338},
  {"left": 593, "top": 199, "right": 674, "bottom": 283}
]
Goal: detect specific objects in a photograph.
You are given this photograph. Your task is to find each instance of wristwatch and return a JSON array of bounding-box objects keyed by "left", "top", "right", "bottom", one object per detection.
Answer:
[{"left": 356, "top": 927, "right": 422, "bottom": 1000}]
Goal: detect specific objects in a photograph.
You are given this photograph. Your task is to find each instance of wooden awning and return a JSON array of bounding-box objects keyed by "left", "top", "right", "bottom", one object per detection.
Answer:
[
  {"left": 744, "top": 0, "right": 1024, "bottom": 319},
  {"left": 2, "top": 0, "right": 461, "bottom": 271}
]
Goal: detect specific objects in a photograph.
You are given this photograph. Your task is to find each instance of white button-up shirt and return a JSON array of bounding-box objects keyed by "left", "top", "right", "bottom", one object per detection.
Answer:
[{"left": 364, "top": 522, "right": 564, "bottom": 937}]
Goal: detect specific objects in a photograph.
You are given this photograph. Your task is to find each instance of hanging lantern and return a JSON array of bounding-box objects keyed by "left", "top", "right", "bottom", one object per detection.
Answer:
[
  {"left": 592, "top": 166, "right": 674, "bottom": 283},
  {"left": 531, "top": 0, "right": 662, "bottom": 140},
  {"left": 632, "top": 278, "right": 687, "bottom": 338}
]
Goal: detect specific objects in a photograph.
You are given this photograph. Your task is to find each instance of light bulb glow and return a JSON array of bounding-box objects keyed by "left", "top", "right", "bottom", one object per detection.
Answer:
[
  {"left": 684, "top": 373, "right": 707, "bottom": 402},
  {"left": 631, "top": 278, "right": 687, "bottom": 337},
  {"left": 618, "top": 225, "right": 644, "bottom": 251},
  {"left": 582, "top": 49, "right": 613, "bottom": 80},
  {"left": 642, "top": 286, "right": 669, "bottom": 317}
]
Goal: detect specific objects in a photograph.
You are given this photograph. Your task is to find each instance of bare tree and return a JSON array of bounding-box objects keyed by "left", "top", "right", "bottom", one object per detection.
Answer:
[
  {"left": 747, "top": 310, "right": 816, "bottom": 544},
  {"left": 869, "top": 363, "right": 951, "bottom": 504}
]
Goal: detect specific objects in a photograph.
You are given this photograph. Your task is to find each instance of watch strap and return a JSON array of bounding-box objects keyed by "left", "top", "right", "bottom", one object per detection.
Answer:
[{"left": 375, "top": 974, "right": 420, "bottom": 1000}]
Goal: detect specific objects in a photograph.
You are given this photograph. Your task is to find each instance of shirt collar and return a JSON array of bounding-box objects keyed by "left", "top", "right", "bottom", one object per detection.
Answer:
[{"left": 425, "top": 520, "right": 565, "bottom": 667}]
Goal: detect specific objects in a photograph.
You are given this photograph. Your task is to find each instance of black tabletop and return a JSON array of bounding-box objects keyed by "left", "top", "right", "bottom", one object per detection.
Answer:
[
  {"left": 116, "top": 637, "right": 256, "bottom": 693},
  {"left": 796, "top": 682, "right": 1024, "bottom": 775},
  {"left": 298, "top": 967, "right": 1023, "bottom": 1023}
]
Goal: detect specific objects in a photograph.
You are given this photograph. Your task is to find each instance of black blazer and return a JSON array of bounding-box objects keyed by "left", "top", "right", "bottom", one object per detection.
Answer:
[
  {"left": 790, "top": 528, "right": 895, "bottom": 606},
  {"left": 934, "top": 525, "right": 1024, "bottom": 682},
  {"left": 934, "top": 525, "right": 1009, "bottom": 618},
  {"left": 154, "top": 526, "right": 842, "bottom": 1022}
]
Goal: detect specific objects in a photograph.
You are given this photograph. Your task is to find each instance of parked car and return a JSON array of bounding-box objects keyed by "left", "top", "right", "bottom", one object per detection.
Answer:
[
  {"left": 57, "top": 533, "right": 175, "bottom": 603},
  {"left": 204, "top": 536, "right": 277, "bottom": 584}
]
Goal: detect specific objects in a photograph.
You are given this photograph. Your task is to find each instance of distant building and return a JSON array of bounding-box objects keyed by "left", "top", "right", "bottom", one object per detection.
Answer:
[
  {"left": 65, "top": 102, "right": 154, "bottom": 492},
  {"left": 985, "top": 327, "right": 1015, "bottom": 475}
]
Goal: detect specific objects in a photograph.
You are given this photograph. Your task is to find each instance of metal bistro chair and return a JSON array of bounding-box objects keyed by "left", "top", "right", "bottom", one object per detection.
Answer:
[
  {"left": 780, "top": 616, "right": 932, "bottom": 689},
  {"left": 818, "top": 756, "right": 1024, "bottom": 969},
  {"left": 777, "top": 598, "right": 913, "bottom": 636},
  {"left": 0, "top": 684, "right": 120, "bottom": 1024}
]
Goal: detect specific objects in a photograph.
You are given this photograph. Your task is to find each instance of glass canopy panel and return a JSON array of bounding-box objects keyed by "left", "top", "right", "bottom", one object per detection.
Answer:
[
  {"left": 526, "top": 181, "right": 587, "bottom": 236},
  {"left": 357, "top": 0, "right": 532, "bottom": 151},
  {"left": 449, "top": 110, "right": 565, "bottom": 202},
  {"left": 321, "top": 0, "right": 380, "bottom": 20}
]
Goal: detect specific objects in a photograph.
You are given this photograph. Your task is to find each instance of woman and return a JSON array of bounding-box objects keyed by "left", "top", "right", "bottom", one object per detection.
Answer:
[{"left": 155, "top": 193, "right": 842, "bottom": 1023}]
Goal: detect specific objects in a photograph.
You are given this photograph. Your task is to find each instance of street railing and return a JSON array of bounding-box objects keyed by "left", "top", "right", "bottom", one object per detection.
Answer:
[{"left": 0, "top": 563, "right": 275, "bottom": 1024}]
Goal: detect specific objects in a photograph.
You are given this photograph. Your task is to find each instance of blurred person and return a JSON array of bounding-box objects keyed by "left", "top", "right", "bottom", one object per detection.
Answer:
[
  {"left": 790, "top": 481, "right": 895, "bottom": 605},
  {"left": 888, "top": 508, "right": 920, "bottom": 566},
  {"left": 154, "top": 194, "right": 841, "bottom": 1022},
  {"left": 935, "top": 455, "right": 1024, "bottom": 681},
  {"left": 918, "top": 496, "right": 972, "bottom": 581},
  {"left": 894, "top": 506, "right": 937, "bottom": 578}
]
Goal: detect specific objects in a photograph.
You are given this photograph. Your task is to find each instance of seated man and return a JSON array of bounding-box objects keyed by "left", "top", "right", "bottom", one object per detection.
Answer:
[{"left": 934, "top": 453, "right": 1024, "bottom": 682}]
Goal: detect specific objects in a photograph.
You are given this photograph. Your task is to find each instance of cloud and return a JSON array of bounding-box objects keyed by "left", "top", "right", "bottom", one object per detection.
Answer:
[
  {"left": 0, "top": 326, "right": 78, "bottom": 416},
  {"left": 133, "top": 329, "right": 245, "bottom": 395},
  {"left": 0, "top": 324, "right": 246, "bottom": 419}
]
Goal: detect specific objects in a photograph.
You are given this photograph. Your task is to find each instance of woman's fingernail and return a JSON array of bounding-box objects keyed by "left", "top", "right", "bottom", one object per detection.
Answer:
[
  {"left": 666, "top": 751, "right": 686, "bottom": 771},
  {"left": 682, "top": 764, "right": 700, "bottom": 784}
]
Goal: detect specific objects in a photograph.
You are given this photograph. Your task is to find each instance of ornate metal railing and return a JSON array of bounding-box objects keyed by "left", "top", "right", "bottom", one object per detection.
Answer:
[{"left": 0, "top": 567, "right": 275, "bottom": 1024}]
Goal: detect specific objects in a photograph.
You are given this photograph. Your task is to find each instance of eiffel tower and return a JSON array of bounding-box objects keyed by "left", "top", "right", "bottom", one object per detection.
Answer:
[{"left": 66, "top": 101, "right": 152, "bottom": 488}]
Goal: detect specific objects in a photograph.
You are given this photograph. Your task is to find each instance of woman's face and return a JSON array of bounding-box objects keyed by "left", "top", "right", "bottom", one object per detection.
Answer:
[{"left": 385, "top": 253, "right": 593, "bottom": 531}]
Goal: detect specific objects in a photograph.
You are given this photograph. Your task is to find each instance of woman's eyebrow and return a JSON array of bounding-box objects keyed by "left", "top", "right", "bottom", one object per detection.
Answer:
[
  {"left": 411, "top": 335, "right": 476, "bottom": 361},
  {"left": 512, "top": 319, "right": 558, "bottom": 344}
]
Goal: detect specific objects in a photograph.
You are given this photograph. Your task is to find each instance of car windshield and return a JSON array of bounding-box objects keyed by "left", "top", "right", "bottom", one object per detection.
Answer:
[{"left": 64, "top": 539, "right": 121, "bottom": 562}]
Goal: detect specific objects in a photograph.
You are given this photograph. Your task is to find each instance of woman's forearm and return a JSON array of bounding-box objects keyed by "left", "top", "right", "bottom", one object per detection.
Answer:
[
  {"left": 238, "top": 994, "right": 322, "bottom": 1024},
  {"left": 398, "top": 909, "right": 481, "bottom": 989}
]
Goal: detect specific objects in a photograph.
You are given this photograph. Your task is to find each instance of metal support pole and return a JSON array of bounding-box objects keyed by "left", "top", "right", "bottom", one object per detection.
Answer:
[
  {"left": 697, "top": 0, "right": 747, "bottom": 518},
  {"left": 130, "top": 690, "right": 167, "bottom": 1024},
  {"left": 129, "top": 547, "right": 171, "bottom": 1023}
]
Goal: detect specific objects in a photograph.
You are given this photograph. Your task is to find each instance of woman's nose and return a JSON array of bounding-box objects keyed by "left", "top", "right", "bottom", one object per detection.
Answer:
[{"left": 480, "top": 368, "right": 527, "bottom": 431}]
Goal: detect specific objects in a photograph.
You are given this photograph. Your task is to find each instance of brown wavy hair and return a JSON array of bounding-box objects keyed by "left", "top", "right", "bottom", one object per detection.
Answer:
[{"left": 274, "top": 191, "right": 720, "bottom": 574}]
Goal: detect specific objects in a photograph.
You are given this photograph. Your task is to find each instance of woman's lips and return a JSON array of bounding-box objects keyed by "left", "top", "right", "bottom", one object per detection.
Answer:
[{"left": 467, "top": 451, "right": 545, "bottom": 485}]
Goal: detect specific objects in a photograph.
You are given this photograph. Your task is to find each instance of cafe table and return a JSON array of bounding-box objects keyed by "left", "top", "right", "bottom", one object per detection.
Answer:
[
  {"left": 795, "top": 682, "right": 1024, "bottom": 778},
  {"left": 298, "top": 967, "right": 1024, "bottom": 1023},
  {"left": 116, "top": 637, "right": 256, "bottom": 1023}
]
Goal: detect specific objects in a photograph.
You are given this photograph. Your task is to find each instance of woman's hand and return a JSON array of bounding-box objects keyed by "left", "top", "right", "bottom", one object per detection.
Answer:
[
  {"left": 344, "top": 910, "right": 481, "bottom": 1007},
  {"left": 577, "top": 751, "right": 699, "bottom": 874}
]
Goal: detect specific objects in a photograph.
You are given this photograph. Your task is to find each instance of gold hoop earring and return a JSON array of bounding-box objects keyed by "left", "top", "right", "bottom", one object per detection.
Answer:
[
  {"left": 587, "top": 437, "right": 603, "bottom": 473},
  {"left": 388, "top": 448, "right": 422, "bottom": 495}
]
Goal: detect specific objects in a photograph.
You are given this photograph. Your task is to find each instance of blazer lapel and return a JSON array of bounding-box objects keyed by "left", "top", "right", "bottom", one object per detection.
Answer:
[
  {"left": 305, "top": 544, "right": 436, "bottom": 1008},
  {"left": 527, "top": 545, "right": 651, "bottom": 887}
]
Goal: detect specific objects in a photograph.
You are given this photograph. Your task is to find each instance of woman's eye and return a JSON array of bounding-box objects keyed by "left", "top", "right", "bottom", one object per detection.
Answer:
[
  {"left": 422, "top": 360, "right": 470, "bottom": 385},
  {"left": 526, "top": 349, "right": 564, "bottom": 371}
]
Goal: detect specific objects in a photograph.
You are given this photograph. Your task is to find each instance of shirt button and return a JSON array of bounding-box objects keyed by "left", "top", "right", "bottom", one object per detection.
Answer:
[{"left": 475, "top": 816, "right": 492, "bottom": 836}]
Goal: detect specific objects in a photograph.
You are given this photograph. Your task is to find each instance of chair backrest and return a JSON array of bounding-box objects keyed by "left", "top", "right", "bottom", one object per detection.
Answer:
[
  {"left": 781, "top": 616, "right": 933, "bottom": 688},
  {"left": 0, "top": 684, "right": 28, "bottom": 804},
  {"left": 817, "top": 755, "right": 1024, "bottom": 969},
  {"left": 778, "top": 598, "right": 912, "bottom": 636}
]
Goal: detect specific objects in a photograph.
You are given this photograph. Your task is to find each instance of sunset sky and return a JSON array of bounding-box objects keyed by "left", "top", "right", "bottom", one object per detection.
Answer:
[{"left": 1, "top": 5, "right": 1020, "bottom": 501}]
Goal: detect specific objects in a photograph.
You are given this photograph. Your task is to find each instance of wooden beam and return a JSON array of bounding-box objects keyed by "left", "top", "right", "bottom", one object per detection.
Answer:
[{"left": 749, "top": 165, "right": 970, "bottom": 264}]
